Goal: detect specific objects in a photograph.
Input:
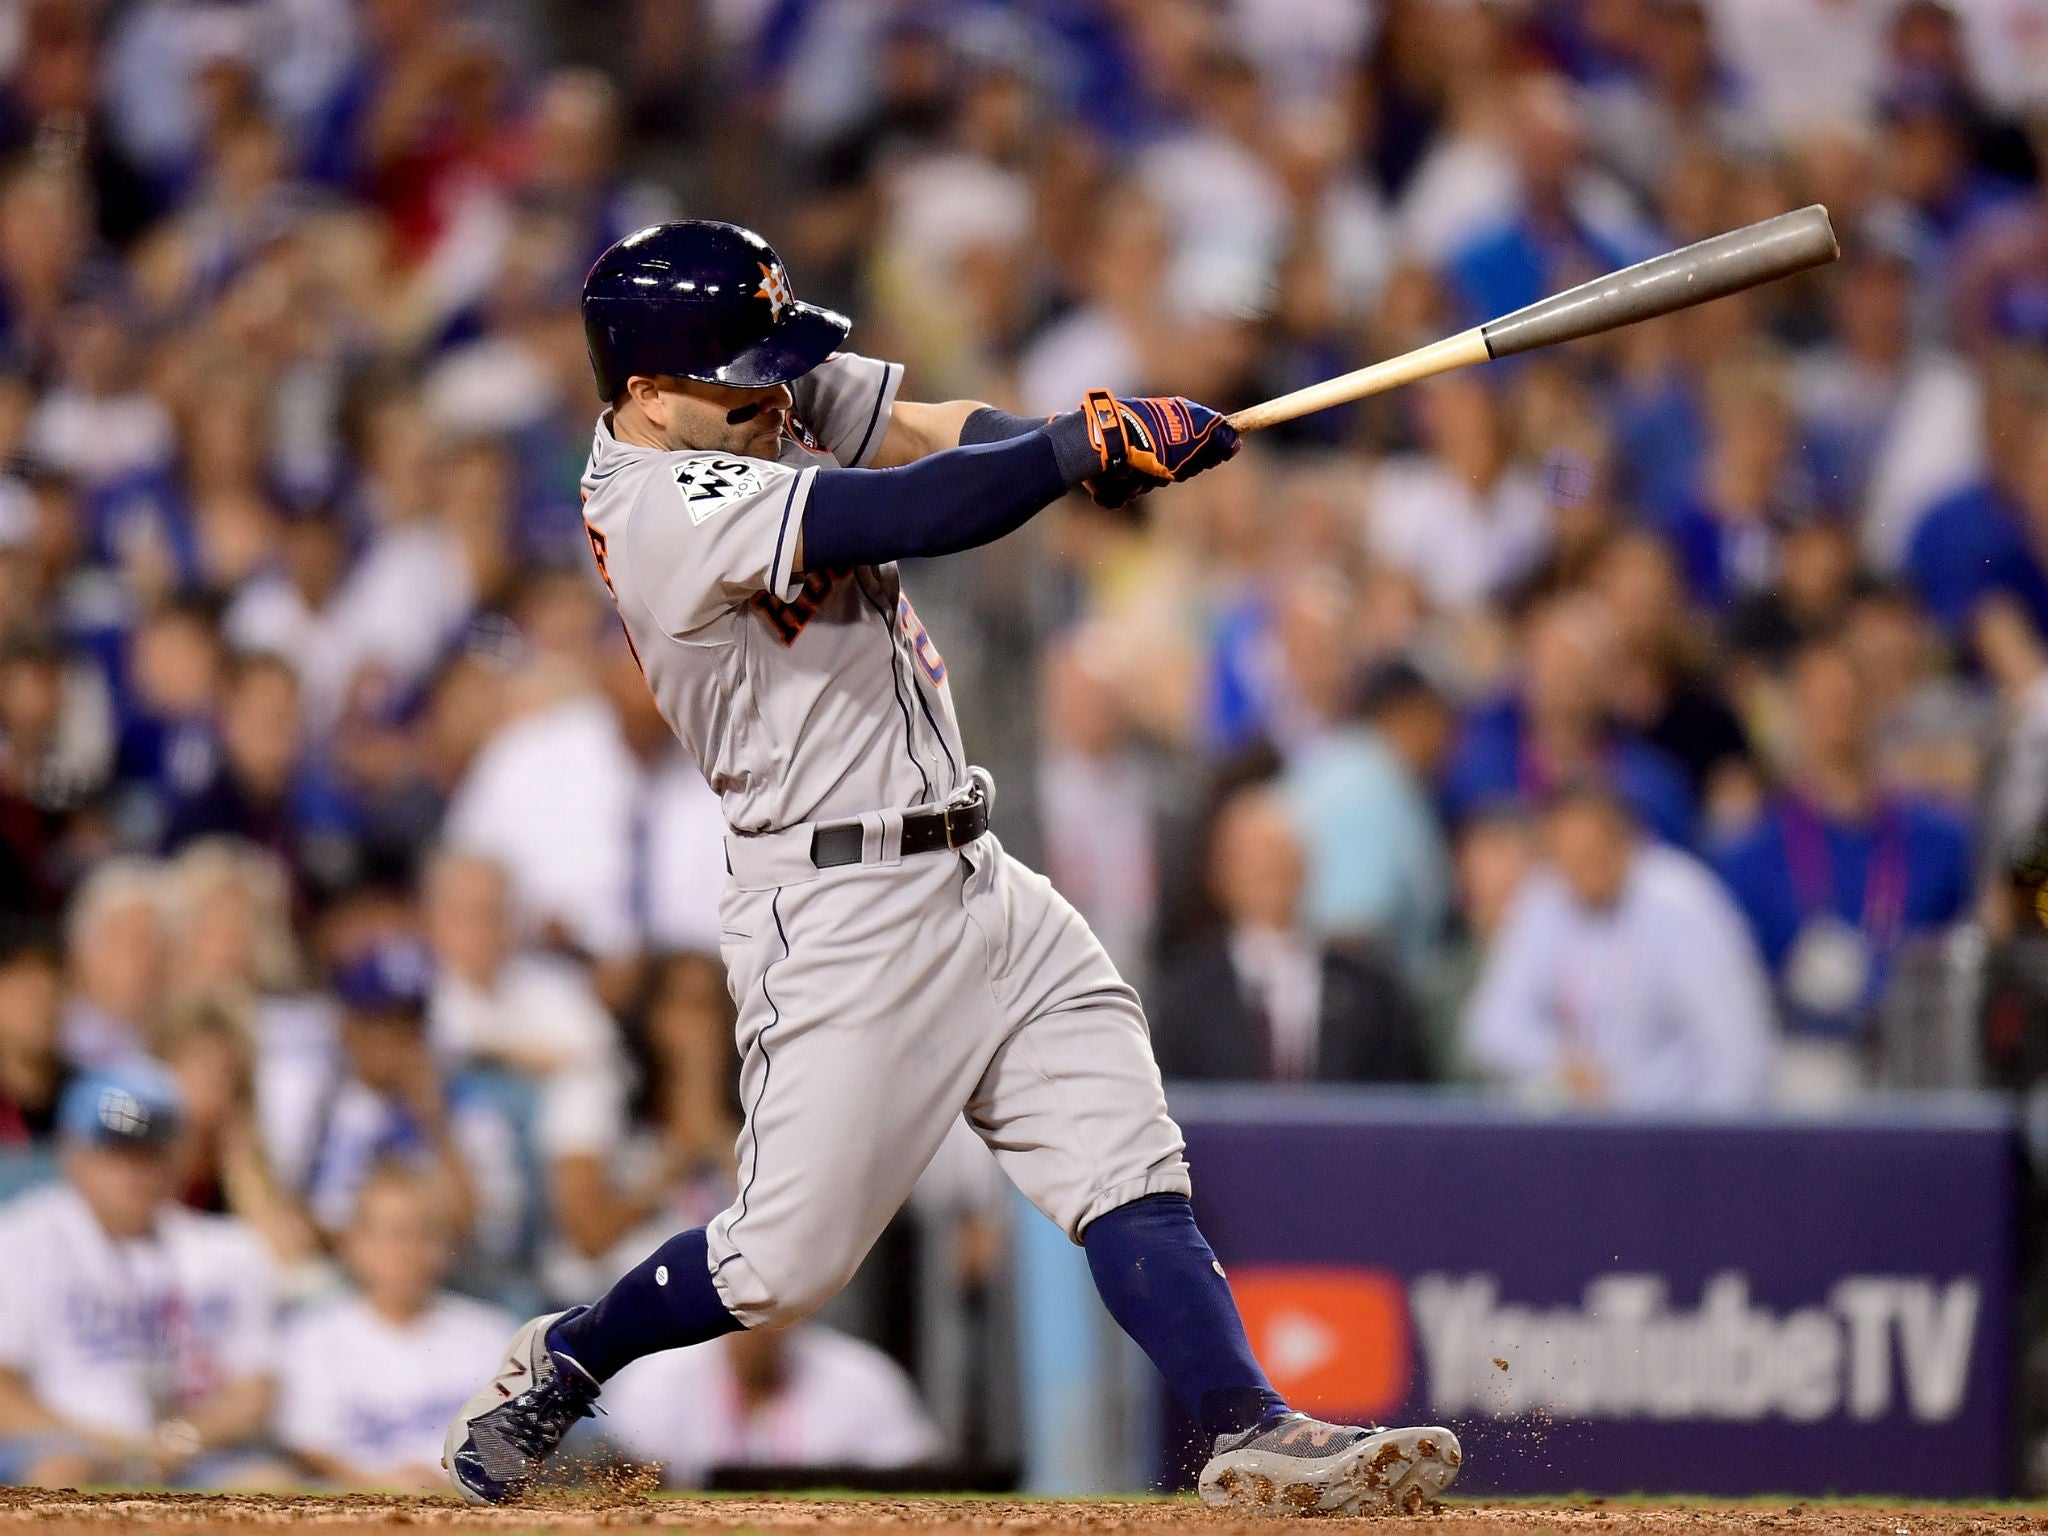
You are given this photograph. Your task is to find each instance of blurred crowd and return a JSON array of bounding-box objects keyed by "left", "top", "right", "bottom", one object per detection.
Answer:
[{"left": 4, "top": 0, "right": 2048, "bottom": 1494}]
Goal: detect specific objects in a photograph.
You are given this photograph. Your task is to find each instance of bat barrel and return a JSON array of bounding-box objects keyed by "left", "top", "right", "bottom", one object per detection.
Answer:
[{"left": 1480, "top": 204, "right": 1840, "bottom": 361}]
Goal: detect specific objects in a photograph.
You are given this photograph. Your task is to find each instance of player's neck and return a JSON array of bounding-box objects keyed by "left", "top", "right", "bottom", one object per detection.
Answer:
[{"left": 612, "top": 402, "right": 678, "bottom": 452}]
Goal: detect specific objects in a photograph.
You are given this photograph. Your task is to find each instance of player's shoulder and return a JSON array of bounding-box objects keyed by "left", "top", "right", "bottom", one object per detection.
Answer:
[
  {"left": 604, "top": 444, "right": 807, "bottom": 533},
  {"left": 663, "top": 450, "right": 807, "bottom": 521}
]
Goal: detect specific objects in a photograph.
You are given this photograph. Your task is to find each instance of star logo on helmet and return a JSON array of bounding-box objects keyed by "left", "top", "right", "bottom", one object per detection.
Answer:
[{"left": 755, "top": 262, "right": 792, "bottom": 322}]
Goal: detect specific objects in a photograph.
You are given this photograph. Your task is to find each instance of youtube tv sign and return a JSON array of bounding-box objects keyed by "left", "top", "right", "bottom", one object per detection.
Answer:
[{"left": 1170, "top": 1089, "right": 2018, "bottom": 1498}]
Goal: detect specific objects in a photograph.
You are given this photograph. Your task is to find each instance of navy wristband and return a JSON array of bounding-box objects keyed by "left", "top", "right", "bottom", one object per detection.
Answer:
[{"left": 965, "top": 406, "right": 1101, "bottom": 488}]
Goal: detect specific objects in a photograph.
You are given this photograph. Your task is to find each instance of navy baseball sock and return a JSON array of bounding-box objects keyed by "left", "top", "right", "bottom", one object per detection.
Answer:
[
  {"left": 547, "top": 1228, "right": 743, "bottom": 1382},
  {"left": 1084, "top": 1193, "right": 1287, "bottom": 1444}
]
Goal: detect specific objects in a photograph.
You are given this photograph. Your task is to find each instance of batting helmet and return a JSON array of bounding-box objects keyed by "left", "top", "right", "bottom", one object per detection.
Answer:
[{"left": 580, "top": 220, "right": 851, "bottom": 400}]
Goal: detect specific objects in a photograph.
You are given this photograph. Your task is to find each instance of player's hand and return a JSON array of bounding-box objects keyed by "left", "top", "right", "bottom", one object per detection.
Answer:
[{"left": 1078, "top": 390, "right": 1240, "bottom": 509}]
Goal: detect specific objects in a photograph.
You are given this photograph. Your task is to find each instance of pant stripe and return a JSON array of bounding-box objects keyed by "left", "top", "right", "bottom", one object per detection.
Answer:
[{"left": 727, "top": 886, "right": 790, "bottom": 1244}]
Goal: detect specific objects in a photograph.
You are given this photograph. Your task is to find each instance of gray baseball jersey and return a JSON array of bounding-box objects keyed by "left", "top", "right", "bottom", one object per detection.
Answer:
[{"left": 579, "top": 352, "right": 967, "bottom": 833}]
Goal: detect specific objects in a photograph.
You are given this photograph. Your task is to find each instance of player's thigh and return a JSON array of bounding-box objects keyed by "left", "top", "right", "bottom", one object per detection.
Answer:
[
  {"left": 962, "top": 844, "right": 1190, "bottom": 1241},
  {"left": 710, "top": 861, "right": 1001, "bottom": 1323}
]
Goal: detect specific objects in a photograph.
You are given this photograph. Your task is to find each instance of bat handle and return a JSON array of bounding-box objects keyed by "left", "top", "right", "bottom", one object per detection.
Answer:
[{"left": 1226, "top": 329, "right": 1492, "bottom": 433}]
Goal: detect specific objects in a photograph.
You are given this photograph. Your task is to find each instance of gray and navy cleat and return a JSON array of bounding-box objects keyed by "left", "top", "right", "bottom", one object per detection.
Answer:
[
  {"left": 442, "top": 1308, "right": 602, "bottom": 1505},
  {"left": 1197, "top": 1414, "right": 1462, "bottom": 1516}
]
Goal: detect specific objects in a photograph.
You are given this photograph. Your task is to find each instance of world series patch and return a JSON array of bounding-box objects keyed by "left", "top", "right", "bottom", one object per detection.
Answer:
[{"left": 675, "top": 456, "right": 765, "bottom": 523}]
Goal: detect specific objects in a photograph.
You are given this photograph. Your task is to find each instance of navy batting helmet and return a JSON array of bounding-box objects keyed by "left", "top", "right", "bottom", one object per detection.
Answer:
[{"left": 581, "top": 221, "right": 851, "bottom": 400}]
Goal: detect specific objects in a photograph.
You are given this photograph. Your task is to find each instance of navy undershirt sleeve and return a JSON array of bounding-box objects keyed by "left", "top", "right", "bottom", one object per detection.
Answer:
[
  {"left": 798, "top": 410, "right": 1097, "bottom": 570},
  {"left": 958, "top": 406, "right": 1045, "bottom": 444}
]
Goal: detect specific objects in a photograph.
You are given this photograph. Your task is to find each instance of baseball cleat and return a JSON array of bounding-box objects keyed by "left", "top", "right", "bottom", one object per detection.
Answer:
[
  {"left": 443, "top": 1308, "right": 602, "bottom": 1504},
  {"left": 1198, "top": 1414, "right": 1462, "bottom": 1516}
]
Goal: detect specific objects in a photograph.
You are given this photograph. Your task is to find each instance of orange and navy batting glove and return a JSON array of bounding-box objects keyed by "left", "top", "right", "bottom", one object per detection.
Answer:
[{"left": 1077, "top": 389, "right": 1241, "bottom": 510}]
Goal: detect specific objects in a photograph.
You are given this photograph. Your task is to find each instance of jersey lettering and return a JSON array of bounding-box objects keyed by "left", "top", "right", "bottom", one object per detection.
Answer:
[
  {"left": 788, "top": 412, "right": 824, "bottom": 454},
  {"left": 584, "top": 523, "right": 615, "bottom": 595},
  {"left": 583, "top": 523, "right": 645, "bottom": 675},
  {"left": 675, "top": 457, "right": 765, "bottom": 522},
  {"left": 899, "top": 594, "right": 946, "bottom": 684},
  {"left": 753, "top": 567, "right": 846, "bottom": 646}
]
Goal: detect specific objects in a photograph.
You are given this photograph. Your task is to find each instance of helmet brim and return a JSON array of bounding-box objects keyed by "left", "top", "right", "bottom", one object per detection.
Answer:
[{"left": 687, "top": 302, "right": 851, "bottom": 388}]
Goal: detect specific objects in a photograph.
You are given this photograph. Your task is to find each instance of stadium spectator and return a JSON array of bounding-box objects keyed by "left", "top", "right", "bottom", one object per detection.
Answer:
[
  {"left": 161, "top": 652, "right": 358, "bottom": 896},
  {"left": 156, "top": 1005, "right": 318, "bottom": 1272},
  {"left": 1847, "top": 583, "right": 1991, "bottom": 811},
  {"left": 543, "top": 950, "right": 735, "bottom": 1302},
  {"left": 0, "top": 628, "right": 112, "bottom": 826},
  {"left": 1652, "top": 346, "right": 1815, "bottom": 609},
  {"left": 1906, "top": 347, "right": 2048, "bottom": 641},
  {"left": 0, "top": 932, "right": 66, "bottom": 1149},
  {"left": 1977, "top": 596, "right": 2048, "bottom": 873},
  {"left": 59, "top": 858, "right": 167, "bottom": 1070},
  {"left": 1443, "top": 594, "right": 1697, "bottom": 845},
  {"left": 441, "top": 575, "right": 641, "bottom": 968},
  {"left": 274, "top": 1163, "right": 514, "bottom": 1490},
  {"left": 1592, "top": 530, "right": 1758, "bottom": 835},
  {"left": 421, "top": 846, "right": 628, "bottom": 1176},
  {"left": 1034, "top": 629, "right": 1167, "bottom": 993},
  {"left": 1364, "top": 371, "right": 1551, "bottom": 614},
  {"left": 1714, "top": 632, "right": 1974, "bottom": 1099},
  {"left": 112, "top": 602, "right": 225, "bottom": 848},
  {"left": 1795, "top": 220, "right": 1982, "bottom": 570},
  {"left": 1463, "top": 780, "right": 1776, "bottom": 1108},
  {"left": 1151, "top": 783, "right": 1429, "bottom": 1084},
  {"left": 0, "top": 1063, "right": 282, "bottom": 1488},
  {"left": 1279, "top": 654, "right": 1455, "bottom": 975},
  {"left": 1439, "top": 73, "right": 1659, "bottom": 327},
  {"left": 277, "top": 939, "right": 477, "bottom": 1248},
  {"left": 604, "top": 1323, "right": 941, "bottom": 1489}
]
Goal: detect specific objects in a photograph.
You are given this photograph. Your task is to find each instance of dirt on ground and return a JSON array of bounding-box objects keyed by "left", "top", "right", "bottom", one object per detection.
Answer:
[{"left": 0, "top": 1489, "right": 2037, "bottom": 1536}]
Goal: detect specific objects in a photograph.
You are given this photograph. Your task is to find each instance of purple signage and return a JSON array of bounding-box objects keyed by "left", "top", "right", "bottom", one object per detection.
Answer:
[{"left": 1168, "top": 1088, "right": 2018, "bottom": 1498}]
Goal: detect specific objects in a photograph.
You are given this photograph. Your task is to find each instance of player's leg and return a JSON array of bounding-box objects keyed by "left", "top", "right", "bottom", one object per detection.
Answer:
[
  {"left": 960, "top": 838, "right": 1462, "bottom": 1515},
  {"left": 446, "top": 858, "right": 999, "bottom": 1502}
]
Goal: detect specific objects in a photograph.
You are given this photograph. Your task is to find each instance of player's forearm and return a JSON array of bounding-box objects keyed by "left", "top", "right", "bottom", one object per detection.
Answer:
[
  {"left": 796, "top": 412, "right": 1098, "bottom": 571},
  {"left": 869, "top": 400, "right": 995, "bottom": 467}
]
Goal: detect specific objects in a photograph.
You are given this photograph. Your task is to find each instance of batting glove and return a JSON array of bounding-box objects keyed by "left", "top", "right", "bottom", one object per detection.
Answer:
[{"left": 1077, "top": 390, "right": 1241, "bottom": 509}]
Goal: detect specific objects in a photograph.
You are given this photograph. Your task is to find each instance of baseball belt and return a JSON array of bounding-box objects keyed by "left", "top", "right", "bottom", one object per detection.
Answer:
[{"left": 809, "top": 768, "right": 994, "bottom": 869}]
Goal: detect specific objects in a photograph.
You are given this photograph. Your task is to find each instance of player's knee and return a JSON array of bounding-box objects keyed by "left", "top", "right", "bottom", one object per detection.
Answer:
[{"left": 732, "top": 1246, "right": 862, "bottom": 1328}]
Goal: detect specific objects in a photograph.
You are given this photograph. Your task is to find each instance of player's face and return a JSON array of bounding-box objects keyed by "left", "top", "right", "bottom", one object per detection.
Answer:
[{"left": 622, "top": 374, "right": 793, "bottom": 459}]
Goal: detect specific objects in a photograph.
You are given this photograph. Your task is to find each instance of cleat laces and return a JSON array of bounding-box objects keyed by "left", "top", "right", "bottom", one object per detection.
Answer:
[{"left": 499, "top": 1365, "right": 603, "bottom": 1459}]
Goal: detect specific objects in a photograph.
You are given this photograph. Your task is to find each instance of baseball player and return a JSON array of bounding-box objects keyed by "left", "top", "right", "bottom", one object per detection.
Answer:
[{"left": 444, "top": 220, "right": 1462, "bottom": 1515}]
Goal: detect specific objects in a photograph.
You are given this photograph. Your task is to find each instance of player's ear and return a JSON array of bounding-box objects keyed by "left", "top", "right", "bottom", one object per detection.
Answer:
[{"left": 622, "top": 374, "right": 666, "bottom": 422}]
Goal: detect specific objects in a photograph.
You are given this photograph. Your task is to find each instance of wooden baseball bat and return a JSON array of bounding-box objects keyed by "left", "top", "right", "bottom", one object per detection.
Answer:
[{"left": 1226, "top": 204, "right": 1840, "bottom": 433}]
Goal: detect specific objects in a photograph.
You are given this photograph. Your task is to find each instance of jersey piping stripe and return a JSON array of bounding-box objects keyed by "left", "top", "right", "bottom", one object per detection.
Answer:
[
  {"left": 848, "top": 363, "right": 897, "bottom": 467},
  {"left": 910, "top": 672, "right": 959, "bottom": 781},
  {"left": 723, "top": 886, "right": 790, "bottom": 1253},
  {"left": 858, "top": 579, "right": 931, "bottom": 803},
  {"left": 766, "top": 471, "right": 804, "bottom": 600}
]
